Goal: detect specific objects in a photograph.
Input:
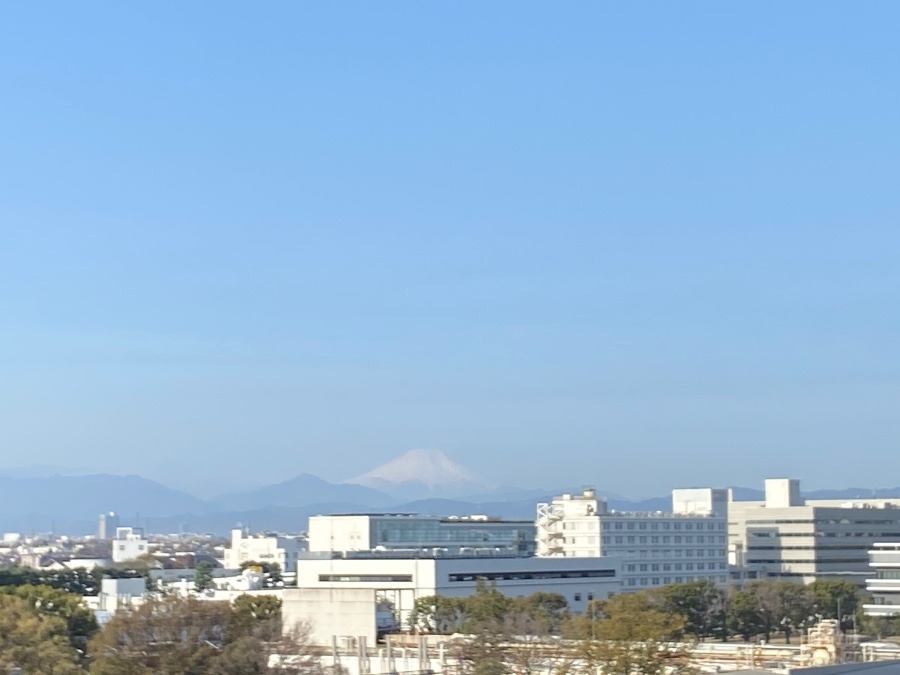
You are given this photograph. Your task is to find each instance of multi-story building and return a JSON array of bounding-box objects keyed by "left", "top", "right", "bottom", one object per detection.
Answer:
[
  {"left": 293, "top": 551, "right": 622, "bottom": 629},
  {"left": 536, "top": 488, "right": 728, "bottom": 591},
  {"left": 728, "top": 479, "right": 900, "bottom": 584},
  {"left": 111, "top": 526, "right": 149, "bottom": 563},
  {"left": 862, "top": 543, "right": 900, "bottom": 617},
  {"left": 307, "top": 513, "right": 536, "bottom": 556},
  {"left": 223, "top": 528, "right": 307, "bottom": 573},
  {"left": 97, "top": 512, "right": 120, "bottom": 541}
]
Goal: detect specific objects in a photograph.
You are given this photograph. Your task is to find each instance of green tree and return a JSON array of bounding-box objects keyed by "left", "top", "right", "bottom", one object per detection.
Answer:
[
  {"left": 1, "top": 584, "right": 99, "bottom": 650},
  {"left": 509, "top": 592, "right": 568, "bottom": 635},
  {"left": 454, "top": 581, "right": 512, "bottom": 675},
  {"left": 194, "top": 561, "right": 215, "bottom": 592},
  {"left": 809, "top": 580, "right": 859, "bottom": 630},
  {"left": 567, "top": 591, "right": 692, "bottom": 675},
  {"left": 752, "top": 580, "right": 812, "bottom": 643},
  {"left": 0, "top": 594, "right": 84, "bottom": 674},
  {"left": 88, "top": 596, "right": 232, "bottom": 675},
  {"left": 726, "top": 587, "right": 765, "bottom": 642},
  {"left": 89, "top": 594, "right": 320, "bottom": 675},
  {"left": 228, "top": 594, "right": 283, "bottom": 641},
  {"left": 659, "top": 580, "right": 724, "bottom": 640},
  {"left": 409, "top": 594, "right": 463, "bottom": 634}
]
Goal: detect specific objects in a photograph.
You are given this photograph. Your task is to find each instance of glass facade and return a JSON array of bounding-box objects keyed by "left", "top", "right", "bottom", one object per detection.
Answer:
[{"left": 372, "top": 518, "right": 536, "bottom": 555}]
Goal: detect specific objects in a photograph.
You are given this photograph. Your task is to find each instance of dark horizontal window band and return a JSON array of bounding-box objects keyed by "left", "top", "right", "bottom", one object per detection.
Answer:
[
  {"left": 318, "top": 574, "right": 413, "bottom": 582},
  {"left": 448, "top": 570, "right": 616, "bottom": 582}
]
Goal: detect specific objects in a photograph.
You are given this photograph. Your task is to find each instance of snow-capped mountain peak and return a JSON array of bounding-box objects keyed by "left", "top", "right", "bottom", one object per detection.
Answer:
[{"left": 345, "top": 449, "right": 488, "bottom": 499}]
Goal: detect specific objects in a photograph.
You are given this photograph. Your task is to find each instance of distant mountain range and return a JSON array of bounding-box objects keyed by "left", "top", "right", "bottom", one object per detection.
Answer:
[{"left": 3, "top": 450, "right": 900, "bottom": 536}]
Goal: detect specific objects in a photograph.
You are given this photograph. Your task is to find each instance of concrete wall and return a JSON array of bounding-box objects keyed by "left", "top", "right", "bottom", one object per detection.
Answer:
[{"left": 282, "top": 588, "right": 377, "bottom": 647}]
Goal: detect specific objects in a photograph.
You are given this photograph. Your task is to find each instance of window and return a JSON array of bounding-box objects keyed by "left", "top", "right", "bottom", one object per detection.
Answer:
[
  {"left": 448, "top": 569, "right": 616, "bottom": 582},
  {"left": 319, "top": 574, "right": 413, "bottom": 583},
  {"left": 574, "top": 593, "right": 582, "bottom": 602}
]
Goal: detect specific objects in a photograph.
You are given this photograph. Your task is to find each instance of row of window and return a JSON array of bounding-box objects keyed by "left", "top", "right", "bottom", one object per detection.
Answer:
[
  {"left": 750, "top": 530, "right": 900, "bottom": 538},
  {"left": 608, "top": 521, "right": 724, "bottom": 531},
  {"left": 603, "top": 535, "right": 726, "bottom": 545},
  {"left": 611, "top": 547, "right": 726, "bottom": 558},
  {"left": 319, "top": 574, "right": 413, "bottom": 583},
  {"left": 448, "top": 569, "right": 616, "bottom": 582},
  {"left": 746, "top": 558, "right": 868, "bottom": 565},
  {"left": 750, "top": 545, "right": 885, "bottom": 551},
  {"left": 626, "top": 575, "right": 728, "bottom": 587},
  {"left": 626, "top": 562, "right": 727, "bottom": 572}
]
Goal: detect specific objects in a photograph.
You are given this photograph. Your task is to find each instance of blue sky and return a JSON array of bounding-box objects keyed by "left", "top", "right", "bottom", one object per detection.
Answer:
[{"left": 1, "top": 3, "right": 898, "bottom": 497}]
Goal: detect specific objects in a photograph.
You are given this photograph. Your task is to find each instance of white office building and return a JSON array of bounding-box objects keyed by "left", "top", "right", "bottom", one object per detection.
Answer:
[
  {"left": 292, "top": 552, "right": 621, "bottom": 635},
  {"left": 111, "top": 526, "right": 149, "bottom": 563},
  {"left": 308, "top": 513, "right": 536, "bottom": 556},
  {"left": 728, "top": 479, "right": 900, "bottom": 584},
  {"left": 863, "top": 543, "right": 900, "bottom": 617},
  {"left": 536, "top": 488, "right": 729, "bottom": 591},
  {"left": 223, "top": 528, "right": 307, "bottom": 573}
]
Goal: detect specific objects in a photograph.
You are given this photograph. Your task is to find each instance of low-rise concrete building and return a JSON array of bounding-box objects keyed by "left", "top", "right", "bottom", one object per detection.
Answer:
[
  {"left": 223, "top": 528, "right": 306, "bottom": 573},
  {"left": 294, "top": 552, "right": 621, "bottom": 633},
  {"left": 111, "top": 527, "right": 149, "bottom": 563}
]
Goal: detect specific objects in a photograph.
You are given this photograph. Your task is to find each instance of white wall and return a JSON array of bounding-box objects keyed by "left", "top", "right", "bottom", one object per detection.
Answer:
[
  {"left": 282, "top": 588, "right": 377, "bottom": 646},
  {"left": 308, "top": 516, "right": 373, "bottom": 553}
]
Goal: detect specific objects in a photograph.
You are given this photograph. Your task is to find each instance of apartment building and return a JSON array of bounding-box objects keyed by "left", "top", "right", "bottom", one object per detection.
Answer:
[{"left": 536, "top": 488, "right": 728, "bottom": 590}]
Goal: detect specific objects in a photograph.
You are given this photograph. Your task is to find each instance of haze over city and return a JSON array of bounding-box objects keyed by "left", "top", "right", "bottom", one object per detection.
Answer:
[{"left": 2, "top": 3, "right": 899, "bottom": 497}]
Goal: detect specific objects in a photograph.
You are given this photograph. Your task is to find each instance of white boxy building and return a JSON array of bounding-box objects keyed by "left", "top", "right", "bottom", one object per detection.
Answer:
[
  {"left": 863, "top": 543, "right": 900, "bottom": 617},
  {"left": 290, "top": 552, "right": 622, "bottom": 641},
  {"left": 728, "top": 479, "right": 900, "bottom": 584},
  {"left": 308, "top": 514, "right": 536, "bottom": 556},
  {"left": 536, "top": 488, "right": 728, "bottom": 591},
  {"left": 223, "top": 528, "right": 307, "bottom": 573},
  {"left": 111, "top": 527, "right": 149, "bottom": 563}
]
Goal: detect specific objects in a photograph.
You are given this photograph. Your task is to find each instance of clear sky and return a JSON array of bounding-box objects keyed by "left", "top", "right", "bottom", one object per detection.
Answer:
[{"left": 1, "top": 3, "right": 898, "bottom": 497}]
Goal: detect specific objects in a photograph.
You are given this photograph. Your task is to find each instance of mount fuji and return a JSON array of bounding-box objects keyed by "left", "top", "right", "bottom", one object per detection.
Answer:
[{"left": 344, "top": 449, "right": 490, "bottom": 500}]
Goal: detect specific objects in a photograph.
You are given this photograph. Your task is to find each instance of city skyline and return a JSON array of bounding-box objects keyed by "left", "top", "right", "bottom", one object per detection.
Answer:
[{"left": 2, "top": 2, "right": 899, "bottom": 496}]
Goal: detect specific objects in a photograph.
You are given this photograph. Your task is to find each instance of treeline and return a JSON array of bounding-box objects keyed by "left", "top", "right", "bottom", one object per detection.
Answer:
[
  {"left": 414, "top": 578, "right": 875, "bottom": 644},
  {"left": 0, "top": 565, "right": 143, "bottom": 595},
  {"left": 409, "top": 579, "right": 879, "bottom": 675},
  {"left": 0, "top": 588, "right": 320, "bottom": 674}
]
